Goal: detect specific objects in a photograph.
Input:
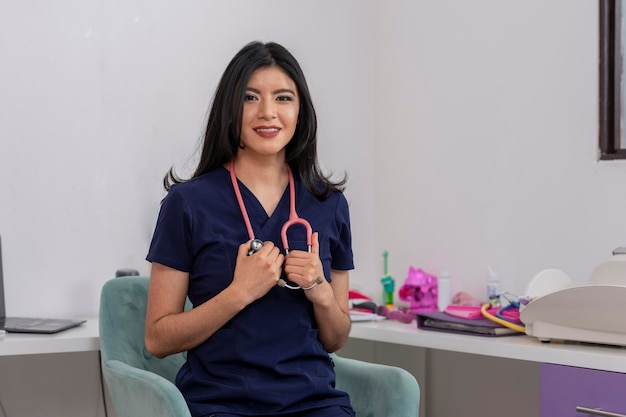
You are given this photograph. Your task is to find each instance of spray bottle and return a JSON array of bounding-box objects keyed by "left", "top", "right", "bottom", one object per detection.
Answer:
[{"left": 487, "top": 265, "right": 500, "bottom": 306}]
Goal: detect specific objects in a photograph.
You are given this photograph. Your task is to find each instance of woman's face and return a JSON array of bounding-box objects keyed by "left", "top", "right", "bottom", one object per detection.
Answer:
[{"left": 239, "top": 65, "right": 300, "bottom": 158}]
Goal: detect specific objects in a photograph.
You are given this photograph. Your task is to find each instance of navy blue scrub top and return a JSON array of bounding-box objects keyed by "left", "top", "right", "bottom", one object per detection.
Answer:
[{"left": 146, "top": 167, "right": 354, "bottom": 417}]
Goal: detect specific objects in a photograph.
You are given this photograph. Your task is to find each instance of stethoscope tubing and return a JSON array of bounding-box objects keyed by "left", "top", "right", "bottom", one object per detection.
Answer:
[
  {"left": 229, "top": 158, "right": 256, "bottom": 241},
  {"left": 281, "top": 163, "right": 312, "bottom": 253},
  {"left": 229, "top": 158, "right": 314, "bottom": 290}
]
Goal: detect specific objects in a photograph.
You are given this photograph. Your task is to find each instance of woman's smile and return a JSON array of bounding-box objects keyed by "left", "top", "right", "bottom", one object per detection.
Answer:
[{"left": 254, "top": 125, "right": 281, "bottom": 138}]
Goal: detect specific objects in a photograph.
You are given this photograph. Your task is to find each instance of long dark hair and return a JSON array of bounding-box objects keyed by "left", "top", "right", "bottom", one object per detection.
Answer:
[{"left": 163, "top": 41, "right": 346, "bottom": 200}]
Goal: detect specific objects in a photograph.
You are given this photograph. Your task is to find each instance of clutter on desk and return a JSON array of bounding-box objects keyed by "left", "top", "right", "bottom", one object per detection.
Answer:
[
  {"left": 486, "top": 265, "right": 500, "bottom": 301},
  {"left": 445, "top": 249, "right": 626, "bottom": 343},
  {"left": 349, "top": 310, "right": 386, "bottom": 322},
  {"left": 349, "top": 289, "right": 381, "bottom": 321},
  {"left": 352, "top": 261, "right": 460, "bottom": 324},
  {"left": 437, "top": 269, "right": 451, "bottom": 311},
  {"left": 480, "top": 293, "right": 526, "bottom": 333},
  {"left": 380, "top": 250, "right": 395, "bottom": 308},
  {"left": 417, "top": 310, "right": 521, "bottom": 337},
  {"left": 398, "top": 266, "right": 438, "bottom": 313},
  {"left": 520, "top": 250, "right": 626, "bottom": 347},
  {"left": 375, "top": 305, "right": 416, "bottom": 323},
  {"left": 349, "top": 289, "right": 415, "bottom": 323},
  {"left": 451, "top": 291, "right": 483, "bottom": 306},
  {"left": 364, "top": 247, "right": 626, "bottom": 345},
  {"left": 417, "top": 289, "right": 525, "bottom": 337}
]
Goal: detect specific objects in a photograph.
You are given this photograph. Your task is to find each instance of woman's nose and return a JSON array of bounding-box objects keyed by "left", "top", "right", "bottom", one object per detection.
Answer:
[{"left": 258, "top": 100, "right": 277, "bottom": 119}]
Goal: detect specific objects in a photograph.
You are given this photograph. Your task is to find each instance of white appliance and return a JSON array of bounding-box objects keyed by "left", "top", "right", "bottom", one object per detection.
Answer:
[{"left": 520, "top": 254, "right": 626, "bottom": 347}]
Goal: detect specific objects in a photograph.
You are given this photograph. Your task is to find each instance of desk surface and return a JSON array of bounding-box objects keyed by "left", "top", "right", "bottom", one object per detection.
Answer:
[
  {"left": 350, "top": 319, "right": 626, "bottom": 373},
  {"left": 0, "top": 318, "right": 99, "bottom": 356},
  {"left": 4, "top": 318, "right": 626, "bottom": 373}
]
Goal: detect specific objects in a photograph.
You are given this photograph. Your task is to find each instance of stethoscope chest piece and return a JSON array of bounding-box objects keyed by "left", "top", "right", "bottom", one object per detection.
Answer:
[{"left": 248, "top": 239, "right": 263, "bottom": 256}]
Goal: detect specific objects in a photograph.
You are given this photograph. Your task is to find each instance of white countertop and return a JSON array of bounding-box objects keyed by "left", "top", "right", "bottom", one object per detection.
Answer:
[
  {"left": 0, "top": 318, "right": 99, "bottom": 356},
  {"left": 349, "top": 319, "right": 626, "bottom": 373},
  {"left": 4, "top": 317, "right": 625, "bottom": 374}
]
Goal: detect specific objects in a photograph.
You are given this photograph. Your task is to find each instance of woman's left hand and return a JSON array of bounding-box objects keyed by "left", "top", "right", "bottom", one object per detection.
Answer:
[
  {"left": 283, "top": 232, "right": 326, "bottom": 296},
  {"left": 285, "top": 231, "right": 351, "bottom": 351}
]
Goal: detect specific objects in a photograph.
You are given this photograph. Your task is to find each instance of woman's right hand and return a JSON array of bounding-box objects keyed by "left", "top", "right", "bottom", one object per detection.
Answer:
[{"left": 231, "top": 240, "right": 285, "bottom": 303}]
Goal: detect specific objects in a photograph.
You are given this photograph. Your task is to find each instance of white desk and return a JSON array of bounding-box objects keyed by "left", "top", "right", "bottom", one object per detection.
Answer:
[
  {"left": 345, "top": 319, "right": 626, "bottom": 417},
  {"left": 7, "top": 317, "right": 626, "bottom": 373},
  {"left": 349, "top": 319, "right": 626, "bottom": 372},
  {"left": 0, "top": 318, "right": 106, "bottom": 417},
  {"left": 0, "top": 318, "right": 100, "bottom": 356},
  {"left": 4, "top": 317, "right": 626, "bottom": 417}
]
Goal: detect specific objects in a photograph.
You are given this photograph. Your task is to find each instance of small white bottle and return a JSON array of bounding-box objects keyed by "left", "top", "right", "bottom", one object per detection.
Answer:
[
  {"left": 487, "top": 265, "right": 499, "bottom": 302},
  {"left": 437, "top": 269, "right": 451, "bottom": 311}
]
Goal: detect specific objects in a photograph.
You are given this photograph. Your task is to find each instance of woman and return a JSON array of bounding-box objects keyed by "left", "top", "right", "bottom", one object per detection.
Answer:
[{"left": 145, "top": 41, "right": 355, "bottom": 417}]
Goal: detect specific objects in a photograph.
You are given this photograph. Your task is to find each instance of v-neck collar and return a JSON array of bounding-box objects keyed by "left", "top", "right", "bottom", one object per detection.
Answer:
[{"left": 234, "top": 176, "right": 290, "bottom": 240}]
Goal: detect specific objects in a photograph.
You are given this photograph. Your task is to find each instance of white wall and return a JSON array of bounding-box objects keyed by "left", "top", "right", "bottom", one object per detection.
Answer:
[
  {"left": 371, "top": 0, "right": 626, "bottom": 302},
  {"left": 0, "top": 0, "right": 376, "bottom": 318},
  {"left": 1, "top": 0, "right": 624, "bottom": 318}
]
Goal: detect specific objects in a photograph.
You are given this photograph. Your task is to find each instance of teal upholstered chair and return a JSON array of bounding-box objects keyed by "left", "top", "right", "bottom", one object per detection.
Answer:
[{"left": 99, "top": 276, "right": 420, "bottom": 417}]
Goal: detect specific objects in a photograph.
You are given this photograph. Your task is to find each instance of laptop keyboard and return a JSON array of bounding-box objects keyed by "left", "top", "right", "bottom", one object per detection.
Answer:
[{"left": 5, "top": 317, "right": 51, "bottom": 328}]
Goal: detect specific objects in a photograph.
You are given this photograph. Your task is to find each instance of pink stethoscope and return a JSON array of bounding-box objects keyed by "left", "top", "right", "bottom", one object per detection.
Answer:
[{"left": 229, "top": 159, "right": 321, "bottom": 290}]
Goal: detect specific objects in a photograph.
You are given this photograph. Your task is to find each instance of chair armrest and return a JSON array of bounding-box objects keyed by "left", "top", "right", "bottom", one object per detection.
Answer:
[
  {"left": 102, "top": 359, "right": 191, "bottom": 417},
  {"left": 332, "top": 354, "right": 420, "bottom": 417}
]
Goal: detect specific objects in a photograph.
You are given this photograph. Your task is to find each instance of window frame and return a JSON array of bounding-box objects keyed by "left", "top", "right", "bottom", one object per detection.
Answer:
[{"left": 599, "top": 0, "right": 626, "bottom": 160}]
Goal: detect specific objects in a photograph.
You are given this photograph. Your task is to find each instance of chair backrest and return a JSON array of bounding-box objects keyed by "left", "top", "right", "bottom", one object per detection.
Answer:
[{"left": 99, "top": 276, "right": 186, "bottom": 383}]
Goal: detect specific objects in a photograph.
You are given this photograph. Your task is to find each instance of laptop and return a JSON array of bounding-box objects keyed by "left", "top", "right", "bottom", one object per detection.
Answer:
[{"left": 0, "top": 236, "right": 86, "bottom": 334}]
